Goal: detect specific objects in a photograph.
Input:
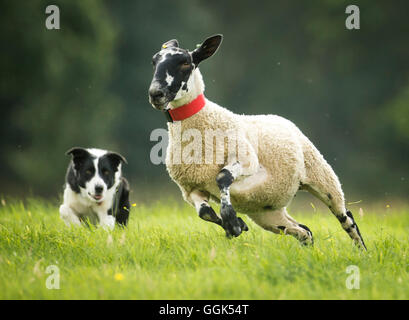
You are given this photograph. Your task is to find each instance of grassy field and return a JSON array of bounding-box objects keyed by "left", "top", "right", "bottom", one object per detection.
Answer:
[{"left": 0, "top": 196, "right": 408, "bottom": 300}]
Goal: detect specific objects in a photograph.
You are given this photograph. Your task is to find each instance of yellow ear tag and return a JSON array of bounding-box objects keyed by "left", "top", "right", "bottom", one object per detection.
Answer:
[{"left": 162, "top": 44, "right": 167, "bottom": 49}]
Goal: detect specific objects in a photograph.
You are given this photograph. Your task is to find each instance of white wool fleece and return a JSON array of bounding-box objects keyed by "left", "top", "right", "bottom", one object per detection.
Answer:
[{"left": 165, "top": 69, "right": 346, "bottom": 216}]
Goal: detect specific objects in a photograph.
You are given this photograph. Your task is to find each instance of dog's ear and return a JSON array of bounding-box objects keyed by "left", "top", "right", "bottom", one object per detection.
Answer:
[
  {"left": 66, "top": 147, "right": 89, "bottom": 171},
  {"left": 161, "top": 39, "right": 179, "bottom": 49},
  {"left": 191, "top": 34, "right": 223, "bottom": 66},
  {"left": 66, "top": 147, "right": 89, "bottom": 157},
  {"left": 106, "top": 152, "right": 128, "bottom": 170}
]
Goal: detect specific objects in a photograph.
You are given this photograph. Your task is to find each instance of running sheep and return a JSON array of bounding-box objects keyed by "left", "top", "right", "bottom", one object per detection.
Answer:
[{"left": 148, "top": 34, "right": 366, "bottom": 249}]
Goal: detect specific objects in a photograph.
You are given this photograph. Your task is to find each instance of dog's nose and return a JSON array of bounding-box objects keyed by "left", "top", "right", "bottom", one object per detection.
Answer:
[
  {"left": 95, "top": 185, "right": 103, "bottom": 194},
  {"left": 149, "top": 88, "right": 164, "bottom": 100}
]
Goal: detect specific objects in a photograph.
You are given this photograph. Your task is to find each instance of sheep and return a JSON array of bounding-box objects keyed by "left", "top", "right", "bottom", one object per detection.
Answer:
[{"left": 148, "top": 34, "right": 366, "bottom": 249}]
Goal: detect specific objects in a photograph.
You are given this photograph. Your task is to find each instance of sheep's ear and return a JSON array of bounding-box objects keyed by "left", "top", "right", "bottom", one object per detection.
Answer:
[
  {"left": 161, "top": 39, "right": 179, "bottom": 49},
  {"left": 191, "top": 34, "right": 223, "bottom": 66}
]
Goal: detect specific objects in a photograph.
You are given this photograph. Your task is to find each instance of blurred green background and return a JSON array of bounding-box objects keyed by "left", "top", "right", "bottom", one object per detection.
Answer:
[{"left": 0, "top": 0, "right": 408, "bottom": 203}]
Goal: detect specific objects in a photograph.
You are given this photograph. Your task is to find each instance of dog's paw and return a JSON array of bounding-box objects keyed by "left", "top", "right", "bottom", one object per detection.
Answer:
[{"left": 101, "top": 215, "right": 116, "bottom": 230}]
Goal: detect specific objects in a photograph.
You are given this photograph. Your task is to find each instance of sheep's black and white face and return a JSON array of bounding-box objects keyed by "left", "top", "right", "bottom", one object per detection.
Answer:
[
  {"left": 148, "top": 35, "right": 223, "bottom": 110},
  {"left": 149, "top": 43, "right": 193, "bottom": 110}
]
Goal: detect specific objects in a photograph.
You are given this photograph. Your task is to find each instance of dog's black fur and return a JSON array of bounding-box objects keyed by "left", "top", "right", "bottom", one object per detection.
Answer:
[{"left": 109, "top": 177, "right": 131, "bottom": 226}]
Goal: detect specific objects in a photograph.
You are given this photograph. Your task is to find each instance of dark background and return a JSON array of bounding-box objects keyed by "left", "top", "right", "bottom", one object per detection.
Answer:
[{"left": 1, "top": 0, "right": 408, "bottom": 203}]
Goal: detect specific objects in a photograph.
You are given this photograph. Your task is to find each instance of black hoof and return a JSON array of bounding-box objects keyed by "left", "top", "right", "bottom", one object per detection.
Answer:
[
  {"left": 301, "top": 237, "right": 314, "bottom": 246},
  {"left": 346, "top": 210, "right": 367, "bottom": 250},
  {"left": 298, "top": 223, "right": 314, "bottom": 246},
  {"left": 221, "top": 203, "right": 243, "bottom": 238},
  {"left": 223, "top": 220, "right": 242, "bottom": 238},
  {"left": 238, "top": 217, "right": 249, "bottom": 232}
]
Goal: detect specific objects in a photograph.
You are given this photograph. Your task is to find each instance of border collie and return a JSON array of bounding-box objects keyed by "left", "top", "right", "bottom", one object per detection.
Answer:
[{"left": 59, "top": 147, "right": 130, "bottom": 229}]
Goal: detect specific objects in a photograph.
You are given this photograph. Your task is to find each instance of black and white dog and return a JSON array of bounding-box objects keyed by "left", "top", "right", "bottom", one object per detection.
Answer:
[{"left": 59, "top": 147, "right": 130, "bottom": 229}]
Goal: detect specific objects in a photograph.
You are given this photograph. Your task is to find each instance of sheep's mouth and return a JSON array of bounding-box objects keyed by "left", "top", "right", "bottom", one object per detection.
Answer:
[
  {"left": 149, "top": 94, "right": 170, "bottom": 110},
  {"left": 151, "top": 101, "right": 169, "bottom": 111}
]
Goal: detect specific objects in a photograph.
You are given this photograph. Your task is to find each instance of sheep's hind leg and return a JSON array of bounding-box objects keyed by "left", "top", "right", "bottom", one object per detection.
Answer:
[
  {"left": 247, "top": 207, "right": 313, "bottom": 245},
  {"left": 216, "top": 162, "right": 249, "bottom": 238},
  {"left": 301, "top": 183, "right": 366, "bottom": 249}
]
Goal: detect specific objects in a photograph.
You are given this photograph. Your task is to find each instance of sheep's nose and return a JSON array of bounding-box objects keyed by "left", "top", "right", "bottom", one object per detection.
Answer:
[
  {"left": 95, "top": 185, "right": 103, "bottom": 194},
  {"left": 149, "top": 88, "right": 164, "bottom": 100}
]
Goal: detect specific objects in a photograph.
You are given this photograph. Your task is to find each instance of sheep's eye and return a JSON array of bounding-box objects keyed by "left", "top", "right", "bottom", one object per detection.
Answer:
[{"left": 181, "top": 62, "right": 190, "bottom": 71}]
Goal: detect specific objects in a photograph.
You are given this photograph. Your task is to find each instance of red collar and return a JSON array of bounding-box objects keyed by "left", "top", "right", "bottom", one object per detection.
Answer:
[{"left": 164, "top": 94, "right": 206, "bottom": 122}]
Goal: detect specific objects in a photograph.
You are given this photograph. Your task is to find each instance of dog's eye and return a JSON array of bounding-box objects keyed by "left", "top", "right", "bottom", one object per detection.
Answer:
[
  {"left": 103, "top": 170, "right": 109, "bottom": 176},
  {"left": 85, "top": 170, "right": 92, "bottom": 175}
]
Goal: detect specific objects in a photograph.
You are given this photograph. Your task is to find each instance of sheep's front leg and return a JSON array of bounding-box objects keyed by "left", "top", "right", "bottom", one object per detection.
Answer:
[
  {"left": 190, "top": 190, "right": 223, "bottom": 227},
  {"left": 216, "top": 162, "right": 249, "bottom": 238}
]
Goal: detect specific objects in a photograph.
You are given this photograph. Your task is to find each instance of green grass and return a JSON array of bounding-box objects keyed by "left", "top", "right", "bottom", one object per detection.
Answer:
[{"left": 0, "top": 197, "right": 408, "bottom": 299}]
